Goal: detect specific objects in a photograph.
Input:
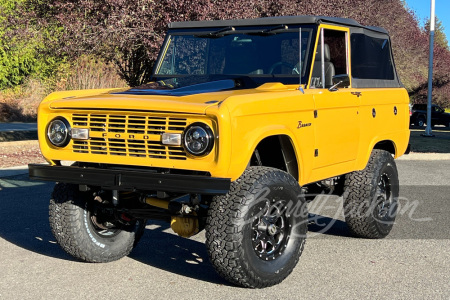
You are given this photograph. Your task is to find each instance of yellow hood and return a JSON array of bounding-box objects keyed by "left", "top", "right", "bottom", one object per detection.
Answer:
[{"left": 47, "top": 82, "right": 294, "bottom": 114}]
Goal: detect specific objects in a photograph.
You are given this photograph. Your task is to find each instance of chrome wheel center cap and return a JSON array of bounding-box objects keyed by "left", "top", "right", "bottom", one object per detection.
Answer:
[{"left": 268, "top": 224, "right": 277, "bottom": 236}]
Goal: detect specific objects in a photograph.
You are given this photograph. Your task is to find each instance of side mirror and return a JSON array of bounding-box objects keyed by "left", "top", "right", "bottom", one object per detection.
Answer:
[{"left": 329, "top": 74, "right": 350, "bottom": 91}]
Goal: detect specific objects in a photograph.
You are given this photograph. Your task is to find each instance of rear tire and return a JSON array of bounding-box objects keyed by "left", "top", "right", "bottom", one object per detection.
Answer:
[
  {"left": 49, "top": 183, "right": 146, "bottom": 262},
  {"left": 417, "top": 117, "right": 425, "bottom": 127},
  {"left": 205, "top": 167, "right": 307, "bottom": 288},
  {"left": 343, "top": 150, "right": 399, "bottom": 239}
]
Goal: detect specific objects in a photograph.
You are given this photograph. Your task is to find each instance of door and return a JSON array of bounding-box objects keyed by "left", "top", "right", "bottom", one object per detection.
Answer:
[{"left": 310, "top": 26, "right": 360, "bottom": 169}]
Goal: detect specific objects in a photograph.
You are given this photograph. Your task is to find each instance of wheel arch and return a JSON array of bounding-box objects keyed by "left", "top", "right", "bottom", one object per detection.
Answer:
[
  {"left": 373, "top": 140, "right": 396, "bottom": 156},
  {"left": 247, "top": 134, "right": 300, "bottom": 181},
  {"left": 356, "top": 139, "right": 398, "bottom": 172}
]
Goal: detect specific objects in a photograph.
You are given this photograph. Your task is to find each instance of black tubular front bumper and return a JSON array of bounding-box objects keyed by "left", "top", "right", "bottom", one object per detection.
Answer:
[{"left": 28, "top": 164, "right": 231, "bottom": 195}]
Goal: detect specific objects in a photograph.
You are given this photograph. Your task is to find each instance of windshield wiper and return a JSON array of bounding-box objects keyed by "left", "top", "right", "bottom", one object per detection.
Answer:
[
  {"left": 195, "top": 26, "right": 236, "bottom": 38},
  {"left": 248, "top": 25, "right": 289, "bottom": 36}
]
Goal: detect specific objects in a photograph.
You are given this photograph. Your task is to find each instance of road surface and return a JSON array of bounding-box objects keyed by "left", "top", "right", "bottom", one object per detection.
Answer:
[
  {"left": 0, "top": 160, "right": 448, "bottom": 299},
  {"left": 0, "top": 122, "right": 37, "bottom": 132}
]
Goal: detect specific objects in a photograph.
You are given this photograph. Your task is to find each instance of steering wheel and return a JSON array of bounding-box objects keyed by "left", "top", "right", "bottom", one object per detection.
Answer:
[{"left": 268, "top": 61, "right": 297, "bottom": 74}]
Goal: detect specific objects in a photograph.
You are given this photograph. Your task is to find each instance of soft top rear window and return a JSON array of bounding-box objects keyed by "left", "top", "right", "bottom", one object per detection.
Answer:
[{"left": 351, "top": 33, "right": 395, "bottom": 80}]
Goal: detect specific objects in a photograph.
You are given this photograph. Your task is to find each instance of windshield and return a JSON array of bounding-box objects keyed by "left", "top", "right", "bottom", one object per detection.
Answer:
[{"left": 152, "top": 26, "right": 315, "bottom": 88}]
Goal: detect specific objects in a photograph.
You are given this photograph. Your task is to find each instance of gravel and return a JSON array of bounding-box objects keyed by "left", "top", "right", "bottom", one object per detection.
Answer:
[{"left": 0, "top": 140, "right": 45, "bottom": 168}]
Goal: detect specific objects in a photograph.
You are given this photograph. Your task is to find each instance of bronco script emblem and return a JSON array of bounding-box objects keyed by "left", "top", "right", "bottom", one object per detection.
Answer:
[{"left": 297, "top": 121, "right": 312, "bottom": 129}]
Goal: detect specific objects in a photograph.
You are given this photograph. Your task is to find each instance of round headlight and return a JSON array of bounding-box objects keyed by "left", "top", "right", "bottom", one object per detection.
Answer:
[
  {"left": 183, "top": 123, "right": 214, "bottom": 156},
  {"left": 47, "top": 118, "right": 71, "bottom": 147}
]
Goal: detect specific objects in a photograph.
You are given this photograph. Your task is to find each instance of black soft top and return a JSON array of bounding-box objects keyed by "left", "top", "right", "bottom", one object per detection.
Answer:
[{"left": 169, "top": 15, "right": 388, "bottom": 35}]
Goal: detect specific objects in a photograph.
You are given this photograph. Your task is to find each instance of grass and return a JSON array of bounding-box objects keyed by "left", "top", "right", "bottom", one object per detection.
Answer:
[
  {"left": 409, "top": 127, "right": 450, "bottom": 153},
  {"left": 62, "top": 56, "right": 126, "bottom": 91},
  {"left": 0, "top": 77, "right": 47, "bottom": 122}
]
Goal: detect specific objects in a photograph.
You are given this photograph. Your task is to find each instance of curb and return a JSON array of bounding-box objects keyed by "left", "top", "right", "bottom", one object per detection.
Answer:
[
  {"left": 0, "top": 165, "right": 30, "bottom": 178},
  {"left": 397, "top": 153, "right": 450, "bottom": 160}
]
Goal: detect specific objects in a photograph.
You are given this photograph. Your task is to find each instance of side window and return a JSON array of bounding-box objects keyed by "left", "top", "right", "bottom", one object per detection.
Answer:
[
  {"left": 350, "top": 34, "right": 395, "bottom": 80},
  {"left": 310, "top": 29, "right": 348, "bottom": 88},
  {"left": 433, "top": 106, "right": 443, "bottom": 113}
]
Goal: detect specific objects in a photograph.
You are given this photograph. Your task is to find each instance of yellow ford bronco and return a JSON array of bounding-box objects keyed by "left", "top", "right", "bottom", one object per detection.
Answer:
[{"left": 29, "top": 16, "right": 410, "bottom": 288}]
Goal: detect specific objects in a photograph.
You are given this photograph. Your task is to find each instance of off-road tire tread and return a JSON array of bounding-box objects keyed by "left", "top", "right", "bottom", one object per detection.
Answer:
[
  {"left": 343, "top": 150, "right": 398, "bottom": 239},
  {"left": 205, "top": 167, "right": 305, "bottom": 288},
  {"left": 49, "top": 183, "right": 145, "bottom": 262}
]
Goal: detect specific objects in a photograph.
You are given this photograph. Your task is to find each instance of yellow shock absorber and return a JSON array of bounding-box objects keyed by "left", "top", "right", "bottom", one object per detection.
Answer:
[
  {"left": 145, "top": 197, "right": 169, "bottom": 209},
  {"left": 145, "top": 197, "right": 199, "bottom": 238}
]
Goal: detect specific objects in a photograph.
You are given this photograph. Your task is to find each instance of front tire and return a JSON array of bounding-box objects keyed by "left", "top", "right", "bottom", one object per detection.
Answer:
[
  {"left": 343, "top": 150, "right": 399, "bottom": 239},
  {"left": 49, "top": 183, "right": 146, "bottom": 262},
  {"left": 206, "top": 167, "right": 307, "bottom": 288}
]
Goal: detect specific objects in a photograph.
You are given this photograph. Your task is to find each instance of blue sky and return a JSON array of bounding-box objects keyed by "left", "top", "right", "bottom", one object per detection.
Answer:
[{"left": 405, "top": 0, "right": 450, "bottom": 45}]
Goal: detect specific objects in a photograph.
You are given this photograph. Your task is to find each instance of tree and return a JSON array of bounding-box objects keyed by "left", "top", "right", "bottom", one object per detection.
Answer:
[
  {"left": 4, "top": 0, "right": 450, "bottom": 108},
  {"left": 12, "top": 0, "right": 279, "bottom": 86},
  {"left": 425, "top": 17, "right": 449, "bottom": 50},
  {"left": 0, "top": 0, "right": 34, "bottom": 88},
  {"left": 0, "top": 0, "right": 66, "bottom": 89}
]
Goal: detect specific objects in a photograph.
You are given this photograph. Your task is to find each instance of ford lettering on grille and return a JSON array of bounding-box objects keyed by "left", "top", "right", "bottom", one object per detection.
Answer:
[{"left": 71, "top": 113, "right": 187, "bottom": 160}]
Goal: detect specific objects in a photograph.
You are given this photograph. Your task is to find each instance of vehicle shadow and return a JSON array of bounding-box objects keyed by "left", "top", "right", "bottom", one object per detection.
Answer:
[
  {"left": 0, "top": 174, "right": 350, "bottom": 286},
  {"left": 0, "top": 174, "right": 228, "bottom": 285},
  {"left": 130, "top": 221, "right": 228, "bottom": 285},
  {"left": 130, "top": 214, "right": 351, "bottom": 284},
  {"left": 0, "top": 174, "right": 74, "bottom": 261},
  {"left": 307, "top": 214, "right": 351, "bottom": 237}
]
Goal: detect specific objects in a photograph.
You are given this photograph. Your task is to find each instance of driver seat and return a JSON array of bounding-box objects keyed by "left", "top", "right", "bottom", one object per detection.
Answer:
[{"left": 311, "top": 43, "right": 335, "bottom": 88}]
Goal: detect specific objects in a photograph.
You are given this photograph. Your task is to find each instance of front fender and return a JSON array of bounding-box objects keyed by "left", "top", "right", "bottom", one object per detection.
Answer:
[{"left": 226, "top": 118, "right": 308, "bottom": 182}]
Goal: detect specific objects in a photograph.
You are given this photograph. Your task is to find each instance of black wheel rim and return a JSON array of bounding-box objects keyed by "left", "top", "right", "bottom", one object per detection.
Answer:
[
  {"left": 86, "top": 202, "right": 121, "bottom": 238},
  {"left": 90, "top": 214, "right": 121, "bottom": 237},
  {"left": 375, "top": 172, "right": 393, "bottom": 221},
  {"left": 252, "top": 199, "right": 290, "bottom": 261}
]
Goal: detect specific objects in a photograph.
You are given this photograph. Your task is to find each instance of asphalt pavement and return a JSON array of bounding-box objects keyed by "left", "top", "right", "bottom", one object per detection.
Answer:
[
  {"left": 0, "top": 122, "right": 37, "bottom": 141},
  {"left": 0, "top": 160, "right": 448, "bottom": 299},
  {"left": 0, "top": 122, "right": 37, "bottom": 132}
]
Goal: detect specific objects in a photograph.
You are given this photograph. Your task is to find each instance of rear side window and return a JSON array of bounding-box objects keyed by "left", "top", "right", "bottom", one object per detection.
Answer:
[{"left": 351, "top": 34, "right": 394, "bottom": 80}]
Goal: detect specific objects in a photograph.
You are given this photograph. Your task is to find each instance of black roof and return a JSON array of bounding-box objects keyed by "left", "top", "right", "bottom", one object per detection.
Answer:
[{"left": 169, "top": 15, "right": 388, "bottom": 34}]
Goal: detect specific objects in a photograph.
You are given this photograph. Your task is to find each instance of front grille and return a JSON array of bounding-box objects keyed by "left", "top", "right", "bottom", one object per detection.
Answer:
[{"left": 71, "top": 113, "right": 187, "bottom": 160}]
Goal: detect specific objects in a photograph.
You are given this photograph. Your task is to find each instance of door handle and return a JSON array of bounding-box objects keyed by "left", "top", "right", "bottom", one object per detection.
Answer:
[{"left": 351, "top": 91, "right": 362, "bottom": 97}]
